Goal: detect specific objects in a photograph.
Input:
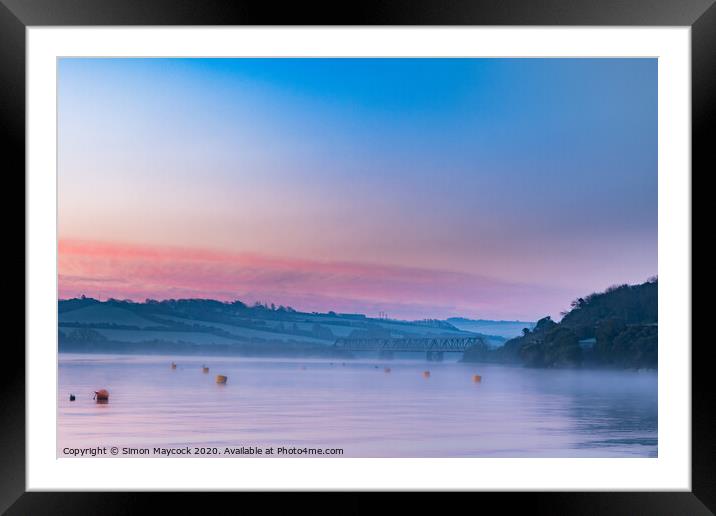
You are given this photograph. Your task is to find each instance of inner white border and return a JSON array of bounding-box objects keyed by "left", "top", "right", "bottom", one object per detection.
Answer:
[{"left": 27, "top": 27, "right": 691, "bottom": 491}]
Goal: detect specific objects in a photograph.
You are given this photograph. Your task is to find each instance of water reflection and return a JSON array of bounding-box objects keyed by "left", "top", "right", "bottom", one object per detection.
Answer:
[{"left": 58, "top": 354, "right": 657, "bottom": 458}]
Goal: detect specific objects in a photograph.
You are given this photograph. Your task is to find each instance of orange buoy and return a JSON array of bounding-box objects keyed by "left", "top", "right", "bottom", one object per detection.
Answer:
[
  {"left": 472, "top": 374, "right": 482, "bottom": 383},
  {"left": 93, "top": 389, "right": 109, "bottom": 402},
  {"left": 202, "top": 366, "right": 210, "bottom": 373},
  {"left": 215, "top": 375, "right": 228, "bottom": 384},
  {"left": 171, "top": 362, "right": 177, "bottom": 370},
  {"left": 384, "top": 367, "right": 391, "bottom": 373},
  {"left": 422, "top": 371, "right": 431, "bottom": 379}
]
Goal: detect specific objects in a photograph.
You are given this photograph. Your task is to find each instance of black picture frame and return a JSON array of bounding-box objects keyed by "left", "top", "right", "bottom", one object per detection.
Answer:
[{"left": 3, "top": 1, "right": 711, "bottom": 514}]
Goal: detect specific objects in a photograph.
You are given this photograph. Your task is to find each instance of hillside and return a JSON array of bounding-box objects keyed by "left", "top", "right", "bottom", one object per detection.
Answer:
[
  {"left": 559, "top": 280, "right": 657, "bottom": 337},
  {"left": 58, "top": 297, "right": 494, "bottom": 356},
  {"left": 446, "top": 318, "right": 534, "bottom": 340},
  {"left": 463, "top": 279, "right": 658, "bottom": 369},
  {"left": 59, "top": 303, "right": 163, "bottom": 328}
]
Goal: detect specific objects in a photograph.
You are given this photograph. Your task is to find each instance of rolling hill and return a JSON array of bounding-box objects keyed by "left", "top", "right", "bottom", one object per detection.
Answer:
[{"left": 58, "top": 297, "right": 501, "bottom": 356}]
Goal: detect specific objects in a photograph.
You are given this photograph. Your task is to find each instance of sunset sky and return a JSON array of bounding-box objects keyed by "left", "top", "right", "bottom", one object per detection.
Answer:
[{"left": 58, "top": 58, "right": 657, "bottom": 321}]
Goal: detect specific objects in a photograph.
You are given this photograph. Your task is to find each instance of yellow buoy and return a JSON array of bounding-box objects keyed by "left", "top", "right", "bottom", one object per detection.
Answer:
[
  {"left": 472, "top": 374, "right": 482, "bottom": 383},
  {"left": 215, "top": 375, "right": 228, "bottom": 384},
  {"left": 422, "top": 371, "right": 431, "bottom": 379},
  {"left": 202, "top": 366, "right": 210, "bottom": 373}
]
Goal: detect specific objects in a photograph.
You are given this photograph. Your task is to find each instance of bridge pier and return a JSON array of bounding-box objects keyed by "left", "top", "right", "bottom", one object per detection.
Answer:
[{"left": 426, "top": 351, "right": 444, "bottom": 362}]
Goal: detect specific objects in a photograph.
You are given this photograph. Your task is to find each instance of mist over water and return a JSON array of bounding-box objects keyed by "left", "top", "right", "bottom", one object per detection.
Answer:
[{"left": 58, "top": 353, "right": 657, "bottom": 458}]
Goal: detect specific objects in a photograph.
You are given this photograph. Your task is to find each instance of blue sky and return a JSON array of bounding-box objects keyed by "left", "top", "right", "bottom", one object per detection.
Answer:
[{"left": 58, "top": 58, "right": 657, "bottom": 320}]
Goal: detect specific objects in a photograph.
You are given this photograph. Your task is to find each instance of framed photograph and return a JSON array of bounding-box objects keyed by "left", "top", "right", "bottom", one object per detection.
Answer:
[{"left": 6, "top": 0, "right": 711, "bottom": 513}]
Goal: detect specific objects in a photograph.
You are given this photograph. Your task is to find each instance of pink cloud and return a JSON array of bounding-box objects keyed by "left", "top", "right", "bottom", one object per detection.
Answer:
[{"left": 58, "top": 239, "right": 571, "bottom": 320}]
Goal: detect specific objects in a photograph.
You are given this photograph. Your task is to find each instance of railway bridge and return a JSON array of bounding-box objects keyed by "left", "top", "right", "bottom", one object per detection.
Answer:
[{"left": 333, "top": 336, "right": 483, "bottom": 361}]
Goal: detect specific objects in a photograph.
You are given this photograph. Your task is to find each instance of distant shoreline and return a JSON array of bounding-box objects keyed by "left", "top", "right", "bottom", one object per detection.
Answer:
[{"left": 57, "top": 349, "right": 656, "bottom": 372}]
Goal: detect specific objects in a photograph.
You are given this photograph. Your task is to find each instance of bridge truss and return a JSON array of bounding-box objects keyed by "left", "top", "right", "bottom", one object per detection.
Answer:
[{"left": 333, "top": 336, "right": 482, "bottom": 360}]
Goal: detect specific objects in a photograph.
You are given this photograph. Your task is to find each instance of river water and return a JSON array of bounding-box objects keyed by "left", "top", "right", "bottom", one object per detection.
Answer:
[{"left": 58, "top": 353, "right": 657, "bottom": 458}]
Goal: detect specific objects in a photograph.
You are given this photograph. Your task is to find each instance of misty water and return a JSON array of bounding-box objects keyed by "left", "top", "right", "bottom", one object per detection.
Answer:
[{"left": 58, "top": 353, "right": 657, "bottom": 458}]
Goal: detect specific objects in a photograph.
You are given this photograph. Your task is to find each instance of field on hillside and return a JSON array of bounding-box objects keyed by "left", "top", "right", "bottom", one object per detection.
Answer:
[
  {"left": 58, "top": 298, "right": 509, "bottom": 354},
  {"left": 59, "top": 304, "right": 163, "bottom": 328}
]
